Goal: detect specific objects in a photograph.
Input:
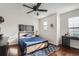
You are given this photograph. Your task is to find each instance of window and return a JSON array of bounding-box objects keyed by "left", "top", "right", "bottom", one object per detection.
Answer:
[
  {"left": 68, "top": 17, "right": 79, "bottom": 37},
  {"left": 43, "top": 21, "right": 48, "bottom": 30},
  {"left": 19, "top": 24, "right": 34, "bottom": 32}
]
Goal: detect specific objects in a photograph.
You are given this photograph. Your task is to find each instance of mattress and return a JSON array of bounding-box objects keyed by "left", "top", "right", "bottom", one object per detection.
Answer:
[{"left": 20, "top": 37, "right": 47, "bottom": 47}]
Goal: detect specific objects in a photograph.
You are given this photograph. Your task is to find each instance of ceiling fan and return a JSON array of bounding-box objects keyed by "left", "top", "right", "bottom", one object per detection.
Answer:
[{"left": 23, "top": 3, "right": 48, "bottom": 16}]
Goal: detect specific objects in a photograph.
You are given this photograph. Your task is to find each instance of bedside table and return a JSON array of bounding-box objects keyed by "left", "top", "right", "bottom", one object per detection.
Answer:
[{"left": 35, "top": 35, "right": 39, "bottom": 37}]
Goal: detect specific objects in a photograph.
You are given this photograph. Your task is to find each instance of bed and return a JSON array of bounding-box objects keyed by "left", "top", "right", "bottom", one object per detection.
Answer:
[
  {"left": 18, "top": 25, "right": 48, "bottom": 55},
  {"left": 19, "top": 36, "right": 48, "bottom": 55}
]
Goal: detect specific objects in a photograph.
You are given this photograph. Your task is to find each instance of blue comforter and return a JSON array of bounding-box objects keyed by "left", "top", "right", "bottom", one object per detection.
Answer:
[{"left": 19, "top": 37, "right": 48, "bottom": 53}]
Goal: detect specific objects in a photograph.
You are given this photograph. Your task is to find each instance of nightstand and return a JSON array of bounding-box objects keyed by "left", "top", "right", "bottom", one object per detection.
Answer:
[{"left": 35, "top": 35, "right": 39, "bottom": 37}]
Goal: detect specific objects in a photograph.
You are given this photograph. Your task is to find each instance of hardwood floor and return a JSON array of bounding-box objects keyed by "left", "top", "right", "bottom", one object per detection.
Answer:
[
  {"left": 7, "top": 44, "right": 79, "bottom": 56},
  {"left": 49, "top": 47, "right": 79, "bottom": 56},
  {"left": 7, "top": 44, "right": 20, "bottom": 56}
]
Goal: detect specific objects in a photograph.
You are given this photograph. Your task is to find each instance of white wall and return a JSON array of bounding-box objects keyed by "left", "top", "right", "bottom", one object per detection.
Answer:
[
  {"left": 57, "top": 13, "right": 60, "bottom": 45},
  {"left": 60, "top": 8, "right": 79, "bottom": 49},
  {"left": 0, "top": 4, "right": 39, "bottom": 45},
  {"left": 39, "top": 13, "right": 60, "bottom": 45}
]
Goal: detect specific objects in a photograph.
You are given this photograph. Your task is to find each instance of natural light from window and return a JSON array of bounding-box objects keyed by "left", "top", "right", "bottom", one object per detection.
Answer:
[
  {"left": 68, "top": 17, "right": 79, "bottom": 37},
  {"left": 43, "top": 21, "right": 48, "bottom": 31}
]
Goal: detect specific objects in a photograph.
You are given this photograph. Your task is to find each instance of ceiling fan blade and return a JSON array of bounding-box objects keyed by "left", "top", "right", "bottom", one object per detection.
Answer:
[
  {"left": 23, "top": 4, "right": 33, "bottom": 9},
  {"left": 38, "top": 9, "right": 48, "bottom": 12},
  {"left": 27, "top": 10, "right": 34, "bottom": 14},
  {"left": 36, "top": 3, "right": 41, "bottom": 9}
]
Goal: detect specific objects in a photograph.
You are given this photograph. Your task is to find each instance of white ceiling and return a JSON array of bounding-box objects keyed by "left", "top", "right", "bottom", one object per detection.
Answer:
[
  {"left": 24, "top": 3, "right": 79, "bottom": 19},
  {"left": 0, "top": 3, "right": 79, "bottom": 19}
]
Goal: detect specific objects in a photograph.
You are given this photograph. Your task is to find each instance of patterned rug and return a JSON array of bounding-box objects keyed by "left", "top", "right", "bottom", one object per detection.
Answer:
[{"left": 25, "top": 44, "right": 59, "bottom": 56}]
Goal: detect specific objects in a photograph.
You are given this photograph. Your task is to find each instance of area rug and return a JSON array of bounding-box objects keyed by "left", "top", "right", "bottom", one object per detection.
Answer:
[{"left": 26, "top": 44, "right": 59, "bottom": 56}]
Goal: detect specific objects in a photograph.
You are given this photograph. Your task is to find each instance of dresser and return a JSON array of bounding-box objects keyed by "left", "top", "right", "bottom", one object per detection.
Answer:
[
  {"left": 62, "top": 36, "right": 70, "bottom": 47},
  {"left": 0, "top": 35, "right": 8, "bottom": 56}
]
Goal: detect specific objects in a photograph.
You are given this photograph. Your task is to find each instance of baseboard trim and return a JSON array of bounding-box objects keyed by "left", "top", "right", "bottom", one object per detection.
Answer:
[{"left": 48, "top": 43, "right": 61, "bottom": 47}]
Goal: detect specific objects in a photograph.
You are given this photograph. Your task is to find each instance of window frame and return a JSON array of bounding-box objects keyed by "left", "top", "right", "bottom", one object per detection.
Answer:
[
  {"left": 68, "top": 17, "right": 79, "bottom": 37},
  {"left": 43, "top": 21, "right": 48, "bottom": 31}
]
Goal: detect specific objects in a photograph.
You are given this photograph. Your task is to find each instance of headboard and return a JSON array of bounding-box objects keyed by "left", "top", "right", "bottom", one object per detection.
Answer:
[
  {"left": 19, "top": 24, "right": 34, "bottom": 32},
  {"left": 18, "top": 24, "right": 34, "bottom": 40}
]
